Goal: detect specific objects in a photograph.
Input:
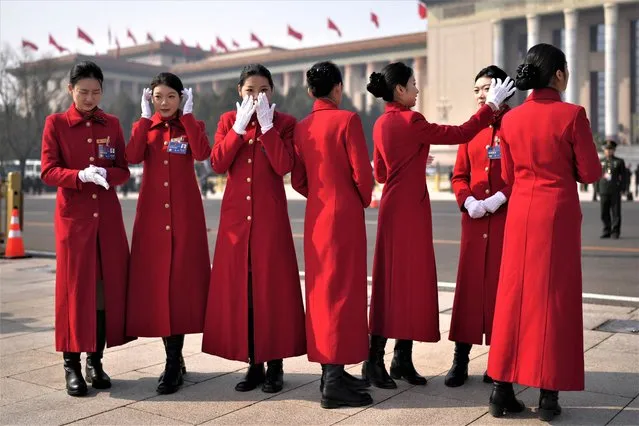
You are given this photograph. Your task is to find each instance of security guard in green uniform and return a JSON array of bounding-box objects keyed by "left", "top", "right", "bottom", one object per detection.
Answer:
[{"left": 595, "top": 140, "right": 626, "bottom": 239}]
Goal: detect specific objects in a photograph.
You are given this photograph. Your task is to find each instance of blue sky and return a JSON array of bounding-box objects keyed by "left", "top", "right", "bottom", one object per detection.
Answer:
[{"left": 1, "top": 0, "right": 428, "bottom": 56}]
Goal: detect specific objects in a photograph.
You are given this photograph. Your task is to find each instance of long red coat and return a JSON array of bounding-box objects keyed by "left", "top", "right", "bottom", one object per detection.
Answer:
[
  {"left": 487, "top": 89, "right": 602, "bottom": 391},
  {"left": 449, "top": 113, "right": 512, "bottom": 346},
  {"left": 41, "top": 105, "right": 132, "bottom": 352},
  {"left": 369, "top": 102, "right": 494, "bottom": 342},
  {"left": 202, "top": 110, "right": 306, "bottom": 363},
  {"left": 291, "top": 98, "right": 373, "bottom": 364},
  {"left": 125, "top": 112, "right": 211, "bottom": 337}
]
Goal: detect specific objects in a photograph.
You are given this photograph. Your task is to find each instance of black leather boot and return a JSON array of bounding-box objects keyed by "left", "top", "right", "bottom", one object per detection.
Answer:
[
  {"left": 362, "top": 335, "right": 396, "bottom": 389},
  {"left": 262, "top": 359, "right": 284, "bottom": 393},
  {"left": 85, "top": 310, "right": 111, "bottom": 389},
  {"left": 157, "top": 334, "right": 184, "bottom": 394},
  {"left": 444, "top": 342, "right": 471, "bottom": 387},
  {"left": 162, "top": 337, "right": 186, "bottom": 376},
  {"left": 320, "top": 364, "right": 370, "bottom": 392},
  {"left": 321, "top": 364, "right": 373, "bottom": 409},
  {"left": 488, "top": 381, "right": 526, "bottom": 417},
  {"left": 63, "top": 352, "right": 88, "bottom": 397},
  {"left": 539, "top": 389, "right": 561, "bottom": 421},
  {"left": 483, "top": 370, "right": 493, "bottom": 383},
  {"left": 390, "top": 339, "right": 427, "bottom": 385},
  {"left": 235, "top": 361, "right": 265, "bottom": 391}
]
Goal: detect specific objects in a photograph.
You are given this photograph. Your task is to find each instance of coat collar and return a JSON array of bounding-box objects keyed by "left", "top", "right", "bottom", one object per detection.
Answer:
[
  {"left": 525, "top": 88, "right": 562, "bottom": 103},
  {"left": 384, "top": 102, "right": 411, "bottom": 113},
  {"left": 149, "top": 110, "right": 184, "bottom": 130},
  {"left": 312, "top": 98, "right": 339, "bottom": 112},
  {"left": 65, "top": 104, "right": 107, "bottom": 127}
]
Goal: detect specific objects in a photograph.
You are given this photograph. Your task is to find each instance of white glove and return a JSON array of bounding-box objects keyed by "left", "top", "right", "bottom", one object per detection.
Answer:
[
  {"left": 182, "top": 88, "right": 193, "bottom": 115},
  {"left": 486, "top": 77, "right": 515, "bottom": 111},
  {"left": 141, "top": 88, "right": 153, "bottom": 119},
  {"left": 256, "top": 92, "right": 276, "bottom": 133},
  {"left": 88, "top": 164, "right": 107, "bottom": 180},
  {"left": 464, "top": 196, "right": 487, "bottom": 219},
  {"left": 78, "top": 166, "right": 109, "bottom": 190},
  {"left": 232, "top": 95, "right": 258, "bottom": 135},
  {"left": 482, "top": 191, "right": 507, "bottom": 214}
]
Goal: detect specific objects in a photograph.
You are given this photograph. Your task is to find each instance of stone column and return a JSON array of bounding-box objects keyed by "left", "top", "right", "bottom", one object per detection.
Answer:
[
  {"left": 343, "top": 64, "right": 353, "bottom": 96},
  {"left": 604, "top": 2, "right": 618, "bottom": 141},
  {"left": 282, "top": 72, "right": 291, "bottom": 96},
  {"left": 492, "top": 19, "right": 505, "bottom": 68},
  {"left": 564, "top": 8, "right": 578, "bottom": 104},
  {"left": 526, "top": 14, "right": 540, "bottom": 49},
  {"left": 413, "top": 56, "right": 425, "bottom": 113}
]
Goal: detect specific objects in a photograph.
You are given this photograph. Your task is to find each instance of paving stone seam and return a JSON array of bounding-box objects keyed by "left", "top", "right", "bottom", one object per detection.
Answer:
[{"left": 605, "top": 395, "right": 639, "bottom": 426}]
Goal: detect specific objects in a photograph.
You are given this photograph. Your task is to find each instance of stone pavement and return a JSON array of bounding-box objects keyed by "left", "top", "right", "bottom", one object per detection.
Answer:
[{"left": 1, "top": 258, "right": 638, "bottom": 425}]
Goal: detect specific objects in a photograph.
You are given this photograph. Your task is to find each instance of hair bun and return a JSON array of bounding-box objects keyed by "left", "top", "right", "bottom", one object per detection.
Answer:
[
  {"left": 515, "top": 63, "right": 541, "bottom": 90},
  {"left": 367, "top": 72, "right": 389, "bottom": 99}
]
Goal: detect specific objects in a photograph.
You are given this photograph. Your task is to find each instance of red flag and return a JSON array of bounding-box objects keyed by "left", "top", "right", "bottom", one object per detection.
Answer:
[
  {"left": 77, "top": 27, "right": 94, "bottom": 45},
  {"left": 164, "top": 36, "right": 174, "bottom": 44},
  {"left": 250, "top": 32, "right": 264, "bottom": 48},
  {"left": 216, "top": 37, "right": 229, "bottom": 53},
  {"left": 418, "top": 0, "right": 428, "bottom": 19},
  {"left": 287, "top": 25, "right": 303, "bottom": 41},
  {"left": 371, "top": 12, "right": 380, "bottom": 28},
  {"left": 127, "top": 29, "right": 137, "bottom": 45},
  {"left": 328, "top": 18, "right": 342, "bottom": 37},
  {"left": 180, "top": 39, "right": 188, "bottom": 55},
  {"left": 48, "top": 34, "right": 68, "bottom": 53},
  {"left": 146, "top": 32, "right": 154, "bottom": 42},
  {"left": 22, "top": 39, "right": 38, "bottom": 51},
  {"left": 232, "top": 39, "right": 240, "bottom": 49},
  {"left": 115, "top": 37, "right": 121, "bottom": 58},
  {"left": 196, "top": 42, "right": 202, "bottom": 50},
  {"left": 210, "top": 44, "right": 217, "bottom": 53}
]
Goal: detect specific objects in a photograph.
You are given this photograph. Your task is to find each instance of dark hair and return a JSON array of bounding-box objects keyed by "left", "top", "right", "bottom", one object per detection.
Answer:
[
  {"left": 69, "top": 61, "right": 103, "bottom": 87},
  {"left": 367, "top": 62, "right": 413, "bottom": 102},
  {"left": 475, "top": 65, "right": 514, "bottom": 102},
  {"left": 515, "top": 43, "right": 567, "bottom": 91},
  {"left": 150, "top": 72, "right": 184, "bottom": 95},
  {"left": 306, "top": 61, "right": 342, "bottom": 98},
  {"left": 238, "top": 64, "right": 274, "bottom": 89}
]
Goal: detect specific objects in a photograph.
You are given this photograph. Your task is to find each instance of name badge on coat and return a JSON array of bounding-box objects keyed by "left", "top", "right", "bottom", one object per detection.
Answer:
[
  {"left": 487, "top": 145, "right": 501, "bottom": 160},
  {"left": 98, "top": 145, "right": 116, "bottom": 160},
  {"left": 167, "top": 137, "right": 188, "bottom": 155}
]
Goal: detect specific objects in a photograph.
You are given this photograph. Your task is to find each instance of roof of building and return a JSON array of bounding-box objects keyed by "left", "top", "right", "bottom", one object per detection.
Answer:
[{"left": 105, "top": 41, "right": 210, "bottom": 59}]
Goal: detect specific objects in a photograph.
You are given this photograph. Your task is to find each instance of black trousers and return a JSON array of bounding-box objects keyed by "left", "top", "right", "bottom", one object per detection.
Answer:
[{"left": 600, "top": 193, "right": 622, "bottom": 236}]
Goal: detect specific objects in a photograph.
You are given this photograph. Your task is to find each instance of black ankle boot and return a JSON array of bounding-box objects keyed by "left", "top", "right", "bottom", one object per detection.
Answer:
[
  {"left": 488, "top": 381, "right": 526, "bottom": 417},
  {"left": 362, "top": 335, "right": 396, "bottom": 389},
  {"left": 390, "top": 339, "right": 427, "bottom": 386},
  {"left": 539, "top": 389, "right": 561, "bottom": 421},
  {"left": 63, "top": 352, "right": 88, "bottom": 397},
  {"left": 235, "top": 361, "right": 265, "bottom": 392},
  {"left": 444, "top": 342, "right": 471, "bottom": 387},
  {"left": 85, "top": 310, "right": 111, "bottom": 389},
  {"left": 320, "top": 365, "right": 370, "bottom": 392},
  {"left": 157, "top": 334, "right": 184, "bottom": 394},
  {"left": 161, "top": 337, "right": 186, "bottom": 376},
  {"left": 262, "top": 359, "right": 284, "bottom": 393},
  {"left": 321, "top": 364, "right": 373, "bottom": 409}
]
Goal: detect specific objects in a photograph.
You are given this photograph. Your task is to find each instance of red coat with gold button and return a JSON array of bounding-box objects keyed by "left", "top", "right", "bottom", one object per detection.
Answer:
[
  {"left": 202, "top": 111, "right": 306, "bottom": 363},
  {"left": 487, "top": 89, "right": 602, "bottom": 391},
  {"left": 449, "top": 109, "right": 512, "bottom": 346},
  {"left": 125, "top": 112, "right": 211, "bottom": 337},
  {"left": 291, "top": 99, "right": 374, "bottom": 364},
  {"left": 369, "top": 102, "right": 493, "bottom": 343},
  {"left": 41, "top": 104, "right": 132, "bottom": 352}
]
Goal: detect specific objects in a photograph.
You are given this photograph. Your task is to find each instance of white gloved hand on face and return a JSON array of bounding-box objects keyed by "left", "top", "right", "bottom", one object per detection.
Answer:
[
  {"left": 232, "top": 95, "right": 258, "bottom": 135},
  {"left": 256, "top": 92, "right": 276, "bottom": 133},
  {"left": 140, "top": 87, "right": 153, "bottom": 119},
  {"left": 182, "top": 88, "right": 194, "bottom": 115},
  {"left": 486, "top": 77, "right": 516, "bottom": 111},
  {"left": 464, "top": 196, "right": 487, "bottom": 219},
  {"left": 481, "top": 191, "right": 507, "bottom": 214},
  {"left": 78, "top": 166, "right": 109, "bottom": 190}
]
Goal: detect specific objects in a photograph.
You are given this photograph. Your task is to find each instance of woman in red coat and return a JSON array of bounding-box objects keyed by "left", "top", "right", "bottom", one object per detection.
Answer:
[
  {"left": 41, "top": 61, "right": 131, "bottom": 397},
  {"left": 486, "top": 44, "right": 601, "bottom": 421},
  {"left": 291, "top": 62, "right": 374, "bottom": 409},
  {"left": 126, "top": 72, "right": 211, "bottom": 395},
  {"left": 202, "top": 64, "right": 305, "bottom": 394},
  {"left": 446, "top": 65, "right": 514, "bottom": 388},
  {"left": 365, "top": 62, "right": 514, "bottom": 389}
]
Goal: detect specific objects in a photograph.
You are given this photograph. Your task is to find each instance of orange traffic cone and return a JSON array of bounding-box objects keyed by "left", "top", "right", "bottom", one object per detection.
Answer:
[{"left": 5, "top": 208, "right": 26, "bottom": 258}]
